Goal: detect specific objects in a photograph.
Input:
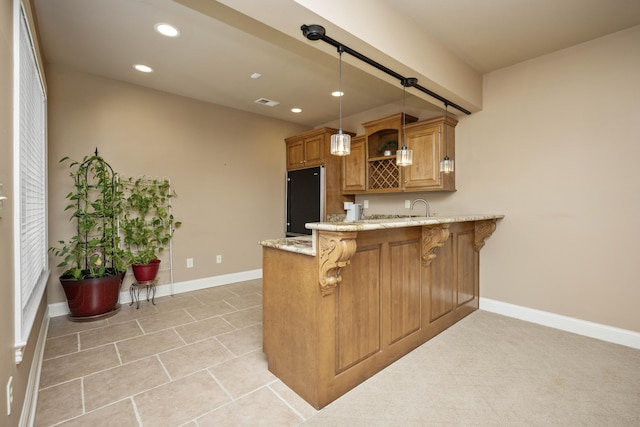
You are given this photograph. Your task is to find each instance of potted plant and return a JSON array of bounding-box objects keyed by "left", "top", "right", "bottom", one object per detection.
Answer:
[
  {"left": 121, "top": 177, "right": 181, "bottom": 284},
  {"left": 49, "top": 153, "right": 127, "bottom": 320}
]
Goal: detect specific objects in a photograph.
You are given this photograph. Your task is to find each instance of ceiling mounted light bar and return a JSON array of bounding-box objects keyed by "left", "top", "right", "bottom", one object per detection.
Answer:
[{"left": 301, "top": 24, "right": 471, "bottom": 116}]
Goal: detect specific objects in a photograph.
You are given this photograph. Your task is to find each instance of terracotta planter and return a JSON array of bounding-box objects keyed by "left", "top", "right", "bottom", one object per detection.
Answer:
[
  {"left": 60, "top": 270, "right": 124, "bottom": 320},
  {"left": 132, "top": 259, "right": 161, "bottom": 284}
]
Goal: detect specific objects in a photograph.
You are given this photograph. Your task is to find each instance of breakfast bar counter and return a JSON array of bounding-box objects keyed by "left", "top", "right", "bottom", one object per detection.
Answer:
[{"left": 259, "top": 214, "right": 503, "bottom": 409}]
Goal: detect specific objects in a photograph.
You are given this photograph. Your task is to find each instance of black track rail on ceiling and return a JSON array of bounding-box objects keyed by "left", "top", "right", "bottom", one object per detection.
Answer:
[{"left": 301, "top": 24, "right": 472, "bottom": 115}]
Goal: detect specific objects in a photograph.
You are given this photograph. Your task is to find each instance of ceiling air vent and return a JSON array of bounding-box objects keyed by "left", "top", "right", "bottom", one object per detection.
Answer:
[{"left": 254, "top": 98, "right": 280, "bottom": 107}]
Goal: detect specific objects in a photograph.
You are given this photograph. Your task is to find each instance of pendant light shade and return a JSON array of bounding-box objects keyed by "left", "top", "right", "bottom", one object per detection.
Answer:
[
  {"left": 331, "top": 131, "right": 351, "bottom": 156},
  {"left": 331, "top": 46, "right": 350, "bottom": 156},
  {"left": 396, "top": 80, "right": 413, "bottom": 166},
  {"left": 440, "top": 155, "right": 454, "bottom": 173},
  {"left": 439, "top": 103, "right": 454, "bottom": 173},
  {"left": 396, "top": 145, "right": 413, "bottom": 166}
]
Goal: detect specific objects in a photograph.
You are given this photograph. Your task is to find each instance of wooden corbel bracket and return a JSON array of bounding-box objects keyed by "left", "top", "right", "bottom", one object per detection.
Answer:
[
  {"left": 474, "top": 219, "right": 497, "bottom": 251},
  {"left": 421, "top": 224, "right": 450, "bottom": 266},
  {"left": 318, "top": 231, "right": 358, "bottom": 296}
]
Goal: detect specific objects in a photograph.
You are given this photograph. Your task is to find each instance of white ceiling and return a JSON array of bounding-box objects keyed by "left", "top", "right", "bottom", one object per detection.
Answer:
[{"left": 33, "top": 0, "right": 640, "bottom": 127}]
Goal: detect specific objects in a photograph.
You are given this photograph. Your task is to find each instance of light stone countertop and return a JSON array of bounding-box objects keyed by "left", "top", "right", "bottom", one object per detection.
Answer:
[
  {"left": 258, "top": 214, "right": 504, "bottom": 256},
  {"left": 258, "top": 235, "right": 316, "bottom": 256},
  {"left": 307, "top": 214, "right": 505, "bottom": 232}
]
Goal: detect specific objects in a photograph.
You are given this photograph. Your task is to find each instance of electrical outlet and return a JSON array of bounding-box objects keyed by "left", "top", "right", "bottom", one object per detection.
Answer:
[
  {"left": 216, "top": 255, "right": 222, "bottom": 264},
  {"left": 186, "top": 258, "right": 193, "bottom": 268},
  {"left": 6, "top": 376, "right": 13, "bottom": 416},
  {"left": 405, "top": 200, "right": 411, "bottom": 209},
  {"left": 363, "top": 200, "right": 369, "bottom": 208}
]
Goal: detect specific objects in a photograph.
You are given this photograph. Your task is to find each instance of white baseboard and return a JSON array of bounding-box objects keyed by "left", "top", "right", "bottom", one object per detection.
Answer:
[
  {"left": 48, "top": 269, "right": 262, "bottom": 318},
  {"left": 480, "top": 297, "right": 640, "bottom": 350},
  {"left": 20, "top": 307, "right": 49, "bottom": 427}
]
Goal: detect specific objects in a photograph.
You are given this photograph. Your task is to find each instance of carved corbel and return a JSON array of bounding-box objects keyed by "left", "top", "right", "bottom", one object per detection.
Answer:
[
  {"left": 318, "top": 231, "right": 358, "bottom": 296},
  {"left": 474, "top": 219, "right": 497, "bottom": 251},
  {"left": 421, "top": 225, "right": 450, "bottom": 266}
]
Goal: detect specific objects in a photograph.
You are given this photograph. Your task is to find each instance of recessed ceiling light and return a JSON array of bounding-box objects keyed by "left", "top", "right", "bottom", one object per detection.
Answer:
[
  {"left": 250, "top": 73, "right": 262, "bottom": 79},
  {"left": 134, "top": 64, "right": 153, "bottom": 73},
  {"left": 155, "top": 23, "right": 180, "bottom": 37},
  {"left": 291, "top": 108, "right": 302, "bottom": 113},
  {"left": 332, "top": 91, "right": 343, "bottom": 97}
]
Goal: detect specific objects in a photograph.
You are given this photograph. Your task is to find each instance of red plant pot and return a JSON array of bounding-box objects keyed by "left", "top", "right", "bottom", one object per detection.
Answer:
[
  {"left": 60, "top": 272, "right": 124, "bottom": 319},
  {"left": 132, "top": 259, "right": 161, "bottom": 284}
]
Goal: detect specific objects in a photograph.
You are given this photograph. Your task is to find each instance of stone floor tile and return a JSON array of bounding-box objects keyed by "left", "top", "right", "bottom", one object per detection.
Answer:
[
  {"left": 34, "top": 379, "right": 82, "bottom": 427},
  {"left": 83, "top": 355, "right": 169, "bottom": 411},
  {"left": 216, "top": 323, "right": 262, "bottom": 356},
  {"left": 209, "top": 349, "right": 276, "bottom": 398},
  {"left": 221, "top": 306, "right": 262, "bottom": 329},
  {"left": 116, "top": 329, "right": 184, "bottom": 363},
  {"left": 79, "top": 319, "right": 143, "bottom": 350},
  {"left": 158, "top": 337, "right": 234, "bottom": 380},
  {"left": 39, "top": 344, "right": 120, "bottom": 389},
  {"left": 134, "top": 370, "right": 230, "bottom": 426}
]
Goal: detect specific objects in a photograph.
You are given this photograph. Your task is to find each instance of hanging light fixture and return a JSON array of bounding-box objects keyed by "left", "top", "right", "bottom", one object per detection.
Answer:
[
  {"left": 439, "top": 103, "right": 454, "bottom": 173},
  {"left": 330, "top": 46, "right": 351, "bottom": 156},
  {"left": 396, "top": 78, "right": 414, "bottom": 166}
]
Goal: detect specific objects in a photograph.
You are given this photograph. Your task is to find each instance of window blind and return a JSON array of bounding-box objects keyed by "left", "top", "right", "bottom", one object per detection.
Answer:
[{"left": 14, "top": 3, "right": 48, "bottom": 364}]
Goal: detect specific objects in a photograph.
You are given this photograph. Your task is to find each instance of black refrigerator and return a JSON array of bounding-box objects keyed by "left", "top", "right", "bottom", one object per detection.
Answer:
[{"left": 286, "top": 166, "right": 324, "bottom": 236}]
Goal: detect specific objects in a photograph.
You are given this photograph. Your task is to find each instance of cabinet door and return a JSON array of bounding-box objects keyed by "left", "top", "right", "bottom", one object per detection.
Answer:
[
  {"left": 286, "top": 139, "right": 305, "bottom": 170},
  {"left": 303, "top": 134, "right": 325, "bottom": 167},
  {"left": 342, "top": 136, "right": 366, "bottom": 193},
  {"left": 403, "top": 123, "right": 441, "bottom": 190}
]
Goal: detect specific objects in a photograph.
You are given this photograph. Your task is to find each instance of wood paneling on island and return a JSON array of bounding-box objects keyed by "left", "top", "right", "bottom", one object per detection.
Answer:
[{"left": 261, "top": 217, "right": 500, "bottom": 408}]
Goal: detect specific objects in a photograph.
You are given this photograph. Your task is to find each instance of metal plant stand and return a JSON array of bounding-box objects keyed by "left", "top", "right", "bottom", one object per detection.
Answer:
[{"left": 129, "top": 281, "right": 157, "bottom": 309}]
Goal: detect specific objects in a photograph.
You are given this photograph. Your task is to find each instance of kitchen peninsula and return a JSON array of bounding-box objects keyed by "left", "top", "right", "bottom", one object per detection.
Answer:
[{"left": 259, "top": 214, "right": 503, "bottom": 408}]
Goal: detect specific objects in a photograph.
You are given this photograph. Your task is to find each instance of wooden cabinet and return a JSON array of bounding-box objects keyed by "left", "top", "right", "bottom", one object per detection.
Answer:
[
  {"left": 403, "top": 116, "right": 457, "bottom": 191},
  {"left": 363, "top": 113, "right": 418, "bottom": 193},
  {"left": 342, "top": 113, "right": 457, "bottom": 194},
  {"left": 285, "top": 127, "right": 355, "bottom": 218},
  {"left": 286, "top": 129, "right": 327, "bottom": 170},
  {"left": 341, "top": 135, "right": 366, "bottom": 193},
  {"left": 262, "top": 219, "right": 497, "bottom": 409}
]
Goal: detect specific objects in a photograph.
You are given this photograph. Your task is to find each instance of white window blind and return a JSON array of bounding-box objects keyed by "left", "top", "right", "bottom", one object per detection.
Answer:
[{"left": 13, "top": 3, "right": 48, "bottom": 364}]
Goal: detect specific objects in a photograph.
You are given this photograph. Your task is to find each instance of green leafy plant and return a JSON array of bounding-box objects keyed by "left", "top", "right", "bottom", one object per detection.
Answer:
[
  {"left": 121, "top": 177, "right": 181, "bottom": 265},
  {"left": 49, "top": 154, "right": 127, "bottom": 279},
  {"left": 378, "top": 139, "right": 398, "bottom": 153}
]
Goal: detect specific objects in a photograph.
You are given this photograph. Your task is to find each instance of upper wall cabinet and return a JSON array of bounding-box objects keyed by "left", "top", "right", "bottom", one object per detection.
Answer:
[
  {"left": 364, "top": 113, "right": 418, "bottom": 192},
  {"left": 286, "top": 128, "right": 345, "bottom": 170},
  {"left": 285, "top": 127, "right": 356, "bottom": 217},
  {"left": 403, "top": 116, "right": 457, "bottom": 192},
  {"left": 341, "top": 135, "right": 366, "bottom": 193},
  {"left": 342, "top": 114, "right": 458, "bottom": 194}
]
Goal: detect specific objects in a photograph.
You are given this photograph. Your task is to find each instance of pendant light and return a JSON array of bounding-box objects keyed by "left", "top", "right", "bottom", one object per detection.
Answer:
[
  {"left": 396, "top": 79, "right": 413, "bottom": 166},
  {"left": 330, "top": 46, "right": 351, "bottom": 156},
  {"left": 439, "top": 103, "right": 454, "bottom": 173}
]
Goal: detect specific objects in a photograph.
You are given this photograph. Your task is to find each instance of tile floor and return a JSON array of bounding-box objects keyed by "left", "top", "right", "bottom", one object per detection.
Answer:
[
  {"left": 35, "top": 279, "right": 640, "bottom": 426},
  {"left": 36, "top": 279, "right": 316, "bottom": 426}
]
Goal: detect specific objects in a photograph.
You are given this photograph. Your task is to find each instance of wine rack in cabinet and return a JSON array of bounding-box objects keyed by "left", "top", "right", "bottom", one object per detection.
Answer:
[
  {"left": 363, "top": 113, "right": 418, "bottom": 193},
  {"left": 342, "top": 113, "right": 458, "bottom": 194}
]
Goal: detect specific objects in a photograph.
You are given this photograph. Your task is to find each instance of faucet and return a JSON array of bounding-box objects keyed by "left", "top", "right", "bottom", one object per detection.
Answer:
[{"left": 410, "top": 198, "right": 430, "bottom": 217}]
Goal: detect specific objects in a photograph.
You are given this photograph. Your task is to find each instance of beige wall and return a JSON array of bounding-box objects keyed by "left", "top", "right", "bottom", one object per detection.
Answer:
[
  {"left": 46, "top": 64, "right": 308, "bottom": 305},
  {"left": 357, "top": 26, "right": 640, "bottom": 332}
]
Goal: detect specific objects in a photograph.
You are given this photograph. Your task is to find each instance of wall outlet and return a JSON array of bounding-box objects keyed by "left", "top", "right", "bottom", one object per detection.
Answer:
[
  {"left": 6, "top": 376, "right": 13, "bottom": 416},
  {"left": 405, "top": 200, "right": 411, "bottom": 209},
  {"left": 363, "top": 200, "right": 369, "bottom": 208},
  {"left": 216, "top": 255, "right": 222, "bottom": 264},
  {"left": 186, "top": 258, "right": 193, "bottom": 268}
]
